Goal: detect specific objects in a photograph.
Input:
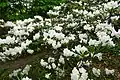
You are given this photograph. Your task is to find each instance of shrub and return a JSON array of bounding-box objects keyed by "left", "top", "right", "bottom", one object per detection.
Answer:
[{"left": 0, "top": 0, "right": 66, "bottom": 21}]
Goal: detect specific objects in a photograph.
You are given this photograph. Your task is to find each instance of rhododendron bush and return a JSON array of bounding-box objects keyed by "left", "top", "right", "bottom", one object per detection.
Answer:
[{"left": 0, "top": 0, "right": 120, "bottom": 80}]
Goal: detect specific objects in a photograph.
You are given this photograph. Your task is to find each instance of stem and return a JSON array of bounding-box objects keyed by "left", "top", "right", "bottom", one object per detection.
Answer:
[{"left": 17, "top": 76, "right": 20, "bottom": 80}]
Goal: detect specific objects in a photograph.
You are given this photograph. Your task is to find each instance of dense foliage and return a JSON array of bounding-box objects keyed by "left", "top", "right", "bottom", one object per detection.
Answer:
[{"left": 0, "top": 0, "right": 66, "bottom": 21}]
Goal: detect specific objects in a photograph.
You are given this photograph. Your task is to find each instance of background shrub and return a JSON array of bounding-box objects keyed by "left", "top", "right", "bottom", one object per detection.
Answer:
[{"left": 0, "top": 0, "right": 66, "bottom": 21}]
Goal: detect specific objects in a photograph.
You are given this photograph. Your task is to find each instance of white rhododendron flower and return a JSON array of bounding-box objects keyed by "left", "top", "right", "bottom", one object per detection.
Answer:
[
  {"left": 111, "top": 27, "right": 120, "bottom": 38},
  {"left": 71, "top": 67, "right": 79, "bottom": 80},
  {"left": 9, "top": 69, "right": 22, "bottom": 77},
  {"left": 88, "top": 39, "right": 100, "bottom": 46},
  {"left": 33, "top": 32, "right": 40, "bottom": 40},
  {"left": 79, "top": 33, "right": 88, "bottom": 43},
  {"left": 103, "top": 1, "right": 119, "bottom": 10},
  {"left": 4, "top": 21, "right": 16, "bottom": 27},
  {"left": 52, "top": 63, "right": 56, "bottom": 69},
  {"left": 0, "top": 19, "right": 4, "bottom": 23},
  {"left": 83, "top": 60, "right": 91, "bottom": 67},
  {"left": 48, "top": 57, "right": 55, "bottom": 63},
  {"left": 21, "top": 65, "right": 32, "bottom": 75},
  {"left": 75, "top": 45, "right": 81, "bottom": 53},
  {"left": 84, "top": 24, "right": 93, "bottom": 31},
  {"left": 71, "top": 67, "right": 88, "bottom": 80},
  {"left": 79, "top": 67, "right": 88, "bottom": 80},
  {"left": 27, "top": 49, "right": 34, "bottom": 54},
  {"left": 48, "top": 30, "right": 56, "bottom": 38},
  {"left": 52, "top": 41, "right": 62, "bottom": 49},
  {"left": 47, "top": 10, "right": 59, "bottom": 15},
  {"left": 40, "top": 59, "right": 48, "bottom": 67},
  {"left": 63, "top": 48, "right": 75, "bottom": 57},
  {"left": 96, "top": 31, "right": 115, "bottom": 46},
  {"left": 34, "top": 16, "right": 43, "bottom": 21},
  {"left": 105, "top": 68, "right": 115, "bottom": 75},
  {"left": 92, "top": 68, "right": 101, "bottom": 77},
  {"left": 111, "top": 16, "right": 119, "bottom": 20},
  {"left": 22, "top": 77, "right": 32, "bottom": 80},
  {"left": 46, "top": 65, "right": 52, "bottom": 69},
  {"left": 59, "top": 56, "right": 65, "bottom": 64},
  {"left": 80, "top": 46, "right": 88, "bottom": 53},
  {"left": 94, "top": 53, "right": 103, "bottom": 61},
  {"left": 47, "top": 39, "right": 54, "bottom": 45},
  {"left": 79, "top": 67, "right": 87, "bottom": 74},
  {"left": 54, "top": 26, "right": 63, "bottom": 31},
  {"left": 45, "top": 73, "right": 51, "bottom": 79},
  {"left": 53, "top": 6, "right": 61, "bottom": 10},
  {"left": 55, "top": 33, "right": 65, "bottom": 40},
  {"left": 0, "top": 36, "right": 15, "bottom": 45},
  {"left": 93, "top": 10, "right": 100, "bottom": 15},
  {"left": 79, "top": 72, "right": 88, "bottom": 80}
]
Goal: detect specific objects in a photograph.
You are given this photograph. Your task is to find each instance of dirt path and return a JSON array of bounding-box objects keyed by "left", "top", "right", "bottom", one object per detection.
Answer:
[{"left": 0, "top": 51, "right": 48, "bottom": 70}]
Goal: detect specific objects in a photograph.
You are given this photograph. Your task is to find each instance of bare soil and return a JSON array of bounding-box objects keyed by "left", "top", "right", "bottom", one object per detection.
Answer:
[
  {"left": 0, "top": 51, "right": 49, "bottom": 70},
  {"left": 92, "top": 53, "right": 120, "bottom": 80}
]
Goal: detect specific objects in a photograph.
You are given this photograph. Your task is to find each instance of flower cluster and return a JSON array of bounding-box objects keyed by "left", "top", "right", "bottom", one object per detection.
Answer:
[
  {"left": 9, "top": 65, "right": 32, "bottom": 80},
  {"left": 0, "top": 0, "right": 119, "bottom": 80},
  {"left": 38, "top": 0, "right": 119, "bottom": 79}
]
